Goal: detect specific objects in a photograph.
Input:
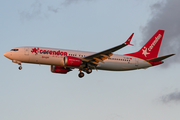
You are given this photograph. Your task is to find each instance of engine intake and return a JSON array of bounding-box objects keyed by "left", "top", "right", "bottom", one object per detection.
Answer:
[{"left": 63, "top": 56, "right": 81, "bottom": 67}]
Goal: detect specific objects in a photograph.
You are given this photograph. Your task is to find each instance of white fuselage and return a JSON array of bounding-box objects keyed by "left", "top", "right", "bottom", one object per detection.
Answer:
[{"left": 4, "top": 46, "right": 152, "bottom": 71}]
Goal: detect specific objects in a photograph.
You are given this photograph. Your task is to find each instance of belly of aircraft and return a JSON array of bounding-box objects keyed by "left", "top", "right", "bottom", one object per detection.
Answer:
[{"left": 97, "top": 60, "right": 151, "bottom": 71}]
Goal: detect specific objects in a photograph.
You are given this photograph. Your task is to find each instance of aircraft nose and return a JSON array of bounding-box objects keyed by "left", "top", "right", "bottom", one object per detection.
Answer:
[
  {"left": 4, "top": 52, "right": 11, "bottom": 59},
  {"left": 4, "top": 52, "right": 8, "bottom": 58}
]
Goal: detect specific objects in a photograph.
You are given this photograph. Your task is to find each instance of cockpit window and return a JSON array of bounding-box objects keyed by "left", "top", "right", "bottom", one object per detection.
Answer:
[{"left": 11, "top": 49, "right": 19, "bottom": 51}]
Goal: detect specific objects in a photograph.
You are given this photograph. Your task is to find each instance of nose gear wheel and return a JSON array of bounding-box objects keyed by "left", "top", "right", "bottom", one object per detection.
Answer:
[{"left": 19, "top": 66, "right": 22, "bottom": 70}]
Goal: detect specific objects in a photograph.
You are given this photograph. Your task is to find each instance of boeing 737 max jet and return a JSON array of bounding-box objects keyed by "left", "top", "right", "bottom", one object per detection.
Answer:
[{"left": 4, "top": 30, "right": 174, "bottom": 78}]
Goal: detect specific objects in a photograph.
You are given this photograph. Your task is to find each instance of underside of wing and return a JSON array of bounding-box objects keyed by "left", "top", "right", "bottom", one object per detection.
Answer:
[{"left": 82, "top": 33, "right": 134, "bottom": 65}]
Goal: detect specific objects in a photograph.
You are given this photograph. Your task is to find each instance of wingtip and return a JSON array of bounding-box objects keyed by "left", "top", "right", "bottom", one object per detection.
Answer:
[{"left": 125, "top": 33, "right": 134, "bottom": 45}]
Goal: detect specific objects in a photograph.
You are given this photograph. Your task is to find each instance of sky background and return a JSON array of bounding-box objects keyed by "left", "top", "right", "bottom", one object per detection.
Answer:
[{"left": 1, "top": 0, "right": 180, "bottom": 120}]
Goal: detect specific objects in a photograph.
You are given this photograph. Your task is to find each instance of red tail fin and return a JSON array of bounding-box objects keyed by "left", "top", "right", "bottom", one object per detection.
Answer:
[{"left": 125, "top": 30, "right": 164, "bottom": 60}]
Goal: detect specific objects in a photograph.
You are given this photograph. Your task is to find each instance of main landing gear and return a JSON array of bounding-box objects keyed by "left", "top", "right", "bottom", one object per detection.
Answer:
[
  {"left": 78, "top": 71, "right": 84, "bottom": 78},
  {"left": 86, "top": 68, "right": 92, "bottom": 74},
  {"left": 78, "top": 68, "right": 92, "bottom": 78}
]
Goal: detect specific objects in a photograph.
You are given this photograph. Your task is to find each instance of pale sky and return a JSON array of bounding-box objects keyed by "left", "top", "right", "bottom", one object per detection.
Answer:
[{"left": 1, "top": 0, "right": 180, "bottom": 120}]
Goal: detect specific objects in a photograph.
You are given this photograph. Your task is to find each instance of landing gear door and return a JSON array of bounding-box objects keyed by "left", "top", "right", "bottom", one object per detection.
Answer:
[{"left": 24, "top": 47, "right": 29, "bottom": 55}]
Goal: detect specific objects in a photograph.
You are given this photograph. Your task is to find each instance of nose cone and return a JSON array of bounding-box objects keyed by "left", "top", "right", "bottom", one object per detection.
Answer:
[
  {"left": 4, "top": 52, "right": 11, "bottom": 59},
  {"left": 4, "top": 52, "right": 8, "bottom": 58}
]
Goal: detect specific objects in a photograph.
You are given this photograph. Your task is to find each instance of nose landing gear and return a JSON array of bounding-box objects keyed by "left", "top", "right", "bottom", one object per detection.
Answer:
[
  {"left": 18, "top": 66, "right": 22, "bottom": 70},
  {"left": 12, "top": 60, "right": 22, "bottom": 70},
  {"left": 18, "top": 63, "right": 22, "bottom": 70}
]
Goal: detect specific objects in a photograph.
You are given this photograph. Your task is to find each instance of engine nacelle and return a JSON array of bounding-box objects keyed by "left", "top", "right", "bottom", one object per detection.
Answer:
[
  {"left": 51, "top": 65, "right": 69, "bottom": 74},
  {"left": 63, "top": 56, "right": 82, "bottom": 67}
]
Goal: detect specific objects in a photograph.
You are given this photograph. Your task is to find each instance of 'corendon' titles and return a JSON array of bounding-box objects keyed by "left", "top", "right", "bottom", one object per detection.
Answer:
[
  {"left": 148, "top": 34, "right": 162, "bottom": 51},
  {"left": 31, "top": 47, "right": 67, "bottom": 56}
]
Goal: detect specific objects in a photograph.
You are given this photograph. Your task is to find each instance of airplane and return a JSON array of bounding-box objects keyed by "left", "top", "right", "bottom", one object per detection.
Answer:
[{"left": 4, "top": 30, "right": 175, "bottom": 78}]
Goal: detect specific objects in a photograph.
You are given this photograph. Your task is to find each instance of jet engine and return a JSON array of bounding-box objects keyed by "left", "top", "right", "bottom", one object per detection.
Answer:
[
  {"left": 63, "top": 56, "right": 82, "bottom": 67},
  {"left": 51, "top": 65, "right": 70, "bottom": 74}
]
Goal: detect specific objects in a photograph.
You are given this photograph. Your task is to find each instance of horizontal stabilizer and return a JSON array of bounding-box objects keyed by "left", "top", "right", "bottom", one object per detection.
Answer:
[{"left": 147, "top": 54, "right": 175, "bottom": 62}]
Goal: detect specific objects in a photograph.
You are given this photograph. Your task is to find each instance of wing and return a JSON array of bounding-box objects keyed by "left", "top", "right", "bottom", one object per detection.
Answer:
[{"left": 82, "top": 33, "right": 134, "bottom": 65}]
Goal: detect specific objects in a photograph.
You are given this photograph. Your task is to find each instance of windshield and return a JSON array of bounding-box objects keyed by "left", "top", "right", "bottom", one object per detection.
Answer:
[{"left": 10, "top": 49, "right": 19, "bottom": 51}]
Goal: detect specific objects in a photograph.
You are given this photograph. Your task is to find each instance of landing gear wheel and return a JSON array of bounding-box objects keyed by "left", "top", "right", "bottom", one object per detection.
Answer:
[
  {"left": 19, "top": 66, "right": 22, "bottom": 70},
  {"left": 78, "top": 72, "right": 84, "bottom": 78},
  {"left": 86, "top": 68, "right": 92, "bottom": 74}
]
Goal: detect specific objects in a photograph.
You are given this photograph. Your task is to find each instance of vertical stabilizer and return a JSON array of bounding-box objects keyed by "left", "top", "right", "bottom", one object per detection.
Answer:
[{"left": 125, "top": 30, "right": 164, "bottom": 60}]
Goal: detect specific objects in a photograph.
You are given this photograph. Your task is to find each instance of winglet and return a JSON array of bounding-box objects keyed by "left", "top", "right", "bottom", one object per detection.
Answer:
[{"left": 125, "top": 33, "right": 134, "bottom": 46}]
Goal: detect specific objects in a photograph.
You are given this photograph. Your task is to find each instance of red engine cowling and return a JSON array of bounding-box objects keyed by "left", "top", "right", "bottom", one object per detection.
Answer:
[
  {"left": 51, "top": 65, "right": 69, "bottom": 74},
  {"left": 63, "top": 56, "right": 81, "bottom": 67}
]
